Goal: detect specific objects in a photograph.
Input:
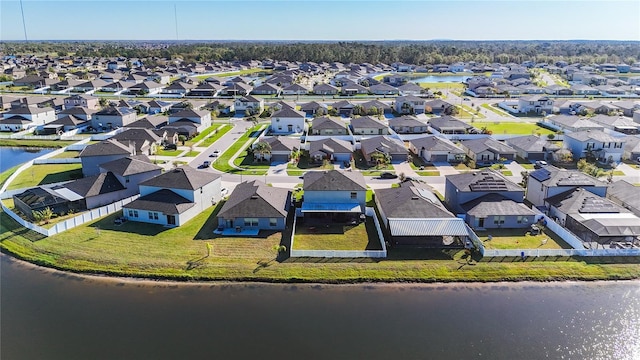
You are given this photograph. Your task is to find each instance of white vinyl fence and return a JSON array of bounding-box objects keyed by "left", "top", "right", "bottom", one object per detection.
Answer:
[
  {"left": 1, "top": 195, "right": 139, "bottom": 237},
  {"left": 290, "top": 207, "right": 387, "bottom": 258}
]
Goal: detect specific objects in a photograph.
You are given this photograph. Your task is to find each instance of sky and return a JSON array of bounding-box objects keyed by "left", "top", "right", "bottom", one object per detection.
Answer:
[{"left": 1, "top": 0, "right": 639, "bottom": 41}]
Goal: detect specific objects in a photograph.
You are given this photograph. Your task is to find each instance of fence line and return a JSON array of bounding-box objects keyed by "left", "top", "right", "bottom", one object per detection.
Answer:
[
  {"left": 466, "top": 224, "right": 485, "bottom": 256},
  {"left": 33, "top": 158, "right": 82, "bottom": 164},
  {"left": 542, "top": 215, "right": 585, "bottom": 249},
  {"left": 290, "top": 208, "right": 387, "bottom": 258},
  {"left": 1, "top": 195, "right": 139, "bottom": 237}
]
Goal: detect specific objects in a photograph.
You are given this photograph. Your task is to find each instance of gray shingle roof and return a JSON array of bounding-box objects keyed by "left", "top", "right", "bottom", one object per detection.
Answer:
[
  {"left": 217, "top": 180, "right": 289, "bottom": 219},
  {"left": 309, "top": 138, "right": 353, "bottom": 156},
  {"left": 565, "top": 129, "right": 623, "bottom": 143},
  {"left": 259, "top": 136, "right": 300, "bottom": 152},
  {"left": 460, "top": 137, "right": 517, "bottom": 155},
  {"left": 409, "top": 135, "right": 464, "bottom": 153},
  {"left": 99, "top": 156, "right": 161, "bottom": 177},
  {"left": 462, "top": 194, "right": 537, "bottom": 216},
  {"left": 303, "top": 170, "right": 366, "bottom": 191},
  {"left": 446, "top": 170, "right": 523, "bottom": 193},
  {"left": 272, "top": 107, "right": 305, "bottom": 118},
  {"left": 350, "top": 116, "right": 387, "bottom": 129},
  {"left": 375, "top": 185, "right": 454, "bottom": 219},
  {"left": 140, "top": 166, "right": 220, "bottom": 190},
  {"left": 63, "top": 172, "right": 125, "bottom": 197},
  {"left": 312, "top": 116, "right": 346, "bottom": 130},
  {"left": 124, "top": 189, "right": 194, "bottom": 214},
  {"left": 360, "top": 136, "right": 407, "bottom": 156},
  {"left": 79, "top": 139, "right": 133, "bottom": 157}
]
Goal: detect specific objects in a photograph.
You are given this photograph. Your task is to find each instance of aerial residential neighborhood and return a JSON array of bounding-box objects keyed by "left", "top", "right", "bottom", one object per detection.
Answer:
[{"left": 1, "top": 44, "right": 640, "bottom": 283}]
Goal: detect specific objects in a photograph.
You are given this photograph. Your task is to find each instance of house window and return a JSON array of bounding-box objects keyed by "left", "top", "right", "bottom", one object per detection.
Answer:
[
  {"left": 350, "top": 192, "right": 357, "bottom": 199},
  {"left": 269, "top": 218, "right": 278, "bottom": 227},
  {"left": 125, "top": 177, "right": 130, "bottom": 183},
  {"left": 133, "top": 210, "right": 138, "bottom": 218},
  {"left": 517, "top": 216, "right": 525, "bottom": 224},
  {"left": 493, "top": 216, "right": 505, "bottom": 225},
  {"left": 586, "top": 143, "right": 595, "bottom": 150},
  {"left": 244, "top": 218, "right": 259, "bottom": 227},
  {"left": 148, "top": 212, "right": 154, "bottom": 220},
  {"left": 128, "top": 209, "right": 134, "bottom": 217}
]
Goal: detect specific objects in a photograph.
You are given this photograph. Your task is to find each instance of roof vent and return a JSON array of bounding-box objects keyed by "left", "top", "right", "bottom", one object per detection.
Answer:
[
  {"left": 411, "top": 196, "right": 420, "bottom": 200},
  {"left": 250, "top": 195, "right": 259, "bottom": 199}
]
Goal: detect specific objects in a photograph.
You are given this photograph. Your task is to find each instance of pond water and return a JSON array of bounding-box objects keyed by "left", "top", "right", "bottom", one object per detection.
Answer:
[
  {"left": 413, "top": 75, "right": 471, "bottom": 83},
  {"left": 1, "top": 255, "right": 639, "bottom": 360},
  {"left": 0, "top": 146, "right": 54, "bottom": 172}
]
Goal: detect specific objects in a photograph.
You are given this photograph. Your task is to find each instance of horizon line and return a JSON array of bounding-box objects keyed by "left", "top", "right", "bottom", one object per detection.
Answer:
[{"left": 1, "top": 39, "right": 639, "bottom": 42}]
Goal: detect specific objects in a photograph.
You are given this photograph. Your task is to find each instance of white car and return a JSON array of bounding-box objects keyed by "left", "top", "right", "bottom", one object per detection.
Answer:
[{"left": 221, "top": 188, "right": 229, "bottom": 197}]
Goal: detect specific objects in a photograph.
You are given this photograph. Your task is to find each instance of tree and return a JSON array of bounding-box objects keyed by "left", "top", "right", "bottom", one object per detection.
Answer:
[
  {"left": 252, "top": 141, "right": 272, "bottom": 162},
  {"left": 178, "top": 135, "right": 187, "bottom": 145},
  {"left": 32, "top": 207, "right": 54, "bottom": 225},
  {"left": 370, "top": 151, "right": 391, "bottom": 168},
  {"left": 520, "top": 171, "right": 529, "bottom": 188},
  {"left": 98, "top": 97, "right": 108, "bottom": 108}
]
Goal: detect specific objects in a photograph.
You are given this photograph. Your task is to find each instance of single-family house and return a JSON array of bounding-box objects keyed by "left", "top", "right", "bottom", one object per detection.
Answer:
[
  {"left": 253, "top": 136, "right": 300, "bottom": 162},
  {"left": 622, "top": 135, "right": 640, "bottom": 161},
  {"left": 92, "top": 107, "right": 137, "bottom": 129},
  {"left": 79, "top": 139, "right": 136, "bottom": 177},
  {"left": 311, "top": 116, "right": 347, "bottom": 135},
  {"left": 0, "top": 105, "right": 56, "bottom": 131},
  {"left": 369, "top": 83, "right": 399, "bottom": 96},
  {"left": 168, "top": 109, "right": 211, "bottom": 133},
  {"left": 547, "top": 188, "right": 640, "bottom": 246},
  {"left": 408, "top": 135, "right": 465, "bottom": 163},
  {"left": 308, "top": 138, "right": 353, "bottom": 164},
  {"left": 251, "top": 83, "right": 282, "bottom": 96},
  {"left": 607, "top": 180, "right": 640, "bottom": 217},
  {"left": 216, "top": 180, "right": 290, "bottom": 233},
  {"left": 360, "top": 135, "right": 407, "bottom": 164},
  {"left": 97, "top": 155, "right": 163, "bottom": 198},
  {"left": 445, "top": 170, "right": 538, "bottom": 230},
  {"left": 505, "top": 135, "right": 559, "bottom": 161},
  {"left": 350, "top": 116, "right": 388, "bottom": 135},
  {"left": 361, "top": 100, "right": 392, "bottom": 116},
  {"left": 394, "top": 95, "right": 427, "bottom": 115},
  {"left": 388, "top": 115, "right": 429, "bottom": 134},
  {"left": 313, "top": 83, "right": 339, "bottom": 95},
  {"left": 301, "top": 170, "right": 367, "bottom": 216},
  {"left": 64, "top": 94, "right": 99, "bottom": 110},
  {"left": 517, "top": 95, "right": 554, "bottom": 114},
  {"left": 270, "top": 107, "right": 306, "bottom": 134},
  {"left": 564, "top": 130, "right": 625, "bottom": 163},
  {"left": 282, "top": 83, "right": 310, "bottom": 96},
  {"left": 222, "top": 82, "right": 253, "bottom": 96},
  {"left": 428, "top": 116, "right": 474, "bottom": 135},
  {"left": 299, "top": 101, "right": 328, "bottom": 117},
  {"left": 525, "top": 165, "right": 608, "bottom": 208},
  {"left": 122, "top": 166, "right": 222, "bottom": 227},
  {"left": 234, "top": 95, "right": 264, "bottom": 115},
  {"left": 396, "top": 83, "right": 423, "bottom": 96},
  {"left": 110, "top": 128, "right": 163, "bottom": 155},
  {"left": 424, "top": 99, "right": 454, "bottom": 115},
  {"left": 375, "top": 183, "right": 470, "bottom": 247},
  {"left": 459, "top": 138, "right": 517, "bottom": 163}
]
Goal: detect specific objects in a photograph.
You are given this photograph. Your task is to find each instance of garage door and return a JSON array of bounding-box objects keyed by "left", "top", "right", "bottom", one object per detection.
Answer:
[
  {"left": 431, "top": 154, "right": 448, "bottom": 162},
  {"left": 527, "top": 153, "right": 545, "bottom": 161},
  {"left": 271, "top": 154, "right": 289, "bottom": 162}
]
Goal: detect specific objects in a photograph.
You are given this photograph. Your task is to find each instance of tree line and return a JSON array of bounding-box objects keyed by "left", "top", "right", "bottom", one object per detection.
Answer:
[{"left": 1, "top": 40, "right": 638, "bottom": 66}]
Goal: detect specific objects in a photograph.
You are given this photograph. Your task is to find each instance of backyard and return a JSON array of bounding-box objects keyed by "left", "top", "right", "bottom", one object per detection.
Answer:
[
  {"left": 293, "top": 217, "right": 381, "bottom": 251},
  {"left": 6, "top": 163, "right": 83, "bottom": 190},
  {"left": 476, "top": 228, "right": 571, "bottom": 250}
]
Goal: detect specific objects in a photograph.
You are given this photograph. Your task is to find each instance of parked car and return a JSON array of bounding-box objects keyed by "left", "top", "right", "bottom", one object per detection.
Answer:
[
  {"left": 221, "top": 188, "right": 229, "bottom": 197},
  {"left": 380, "top": 172, "right": 398, "bottom": 179},
  {"left": 199, "top": 161, "right": 211, "bottom": 169},
  {"left": 164, "top": 144, "right": 177, "bottom": 150},
  {"left": 534, "top": 160, "right": 548, "bottom": 169}
]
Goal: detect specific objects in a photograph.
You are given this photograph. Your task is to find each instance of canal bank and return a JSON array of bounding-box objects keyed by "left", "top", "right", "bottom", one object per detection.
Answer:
[{"left": 2, "top": 254, "right": 638, "bottom": 360}]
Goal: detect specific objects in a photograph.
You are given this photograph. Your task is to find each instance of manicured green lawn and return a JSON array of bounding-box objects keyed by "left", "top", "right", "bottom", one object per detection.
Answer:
[
  {"left": 155, "top": 149, "right": 183, "bottom": 156},
  {"left": 456, "top": 104, "right": 486, "bottom": 119},
  {"left": 7, "top": 164, "right": 83, "bottom": 190},
  {"left": 0, "top": 164, "right": 21, "bottom": 187},
  {"left": 200, "top": 125, "right": 232, "bottom": 147},
  {"left": 286, "top": 156, "right": 333, "bottom": 176},
  {"left": 474, "top": 122, "right": 555, "bottom": 135},
  {"left": 520, "top": 163, "right": 535, "bottom": 170},
  {"left": 416, "top": 171, "right": 441, "bottom": 176},
  {"left": 184, "top": 124, "right": 225, "bottom": 147},
  {"left": 612, "top": 170, "right": 625, "bottom": 176},
  {"left": 481, "top": 103, "right": 510, "bottom": 116},
  {"left": 501, "top": 170, "right": 513, "bottom": 176},
  {"left": 0, "top": 139, "right": 77, "bottom": 148},
  {"left": 184, "top": 151, "right": 201, "bottom": 157},
  {"left": 213, "top": 125, "right": 268, "bottom": 175},
  {"left": 50, "top": 150, "right": 80, "bottom": 159},
  {"left": 477, "top": 229, "right": 571, "bottom": 250},
  {"left": 293, "top": 218, "right": 381, "bottom": 250},
  {"left": 2, "top": 206, "right": 639, "bottom": 282},
  {"left": 418, "top": 82, "right": 465, "bottom": 90}
]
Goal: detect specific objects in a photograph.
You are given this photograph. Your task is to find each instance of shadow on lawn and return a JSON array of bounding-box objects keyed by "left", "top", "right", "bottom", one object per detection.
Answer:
[
  {"left": 88, "top": 212, "right": 168, "bottom": 236},
  {"left": 0, "top": 212, "right": 47, "bottom": 242},
  {"left": 39, "top": 169, "right": 83, "bottom": 185}
]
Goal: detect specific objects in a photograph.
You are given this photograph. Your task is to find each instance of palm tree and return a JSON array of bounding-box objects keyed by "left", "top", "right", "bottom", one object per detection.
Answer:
[{"left": 252, "top": 141, "right": 272, "bottom": 162}]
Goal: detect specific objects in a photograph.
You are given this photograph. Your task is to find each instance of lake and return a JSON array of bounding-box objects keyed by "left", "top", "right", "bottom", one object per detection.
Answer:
[
  {"left": 413, "top": 75, "right": 471, "bottom": 83},
  {"left": 1, "top": 255, "right": 638, "bottom": 360},
  {"left": 0, "top": 146, "right": 54, "bottom": 172}
]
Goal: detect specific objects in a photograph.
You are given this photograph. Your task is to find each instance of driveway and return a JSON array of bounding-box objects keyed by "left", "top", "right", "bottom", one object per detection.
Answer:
[
  {"left": 433, "top": 162, "right": 460, "bottom": 176},
  {"left": 268, "top": 162, "right": 289, "bottom": 176},
  {"left": 504, "top": 161, "right": 526, "bottom": 183}
]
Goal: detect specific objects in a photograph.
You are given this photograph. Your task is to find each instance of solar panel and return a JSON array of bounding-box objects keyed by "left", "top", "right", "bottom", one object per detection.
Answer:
[
  {"left": 529, "top": 168, "right": 551, "bottom": 182},
  {"left": 579, "top": 197, "right": 620, "bottom": 213},
  {"left": 469, "top": 176, "right": 509, "bottom": 191}
]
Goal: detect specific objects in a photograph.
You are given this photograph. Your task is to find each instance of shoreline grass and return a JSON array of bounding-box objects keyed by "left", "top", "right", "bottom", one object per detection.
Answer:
[
  {"left": 6, "top": 163, "right": 83, "bottom": 190},
  {"left": 0, "top": 139, "right": 77, "bottom": 148},
  {"left": 1, "top": 207, "right": 638, "bottom": 283}
]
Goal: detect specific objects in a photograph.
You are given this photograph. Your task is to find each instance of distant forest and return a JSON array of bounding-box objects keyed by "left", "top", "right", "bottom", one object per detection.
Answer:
[{"left": 1, "top": 41, "right": 638, "bottom": 66}]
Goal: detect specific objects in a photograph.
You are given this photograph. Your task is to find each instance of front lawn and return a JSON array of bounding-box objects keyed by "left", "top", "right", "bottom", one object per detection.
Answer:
[
  {"left": 0, "top": 139, "right": 77, "bottom": 148},
  {"left": 184, "top": 150, "right": 201, "bottom": 157},
  {"left": 155, "top": 149, "right": 183, "bottom": 156},
  {"left": 213, "top": 125, "right": 267, "bottom": 174},
  {"left": 7, "top": 164, "right": 83, "bottom": 190},
  {"left": 200, "top": 125, "right": 232, "bottom": 147},
  {"left": 184, "top": 124, "right": 225, "bottom": 147},
  {"left": 293, "top": 218, "right": 381, "bottom": 250}
]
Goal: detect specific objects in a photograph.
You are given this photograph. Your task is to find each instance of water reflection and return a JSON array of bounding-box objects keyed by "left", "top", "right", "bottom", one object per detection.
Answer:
[{"left": 1, "top": 255, "right": 638, "bottom": 360}]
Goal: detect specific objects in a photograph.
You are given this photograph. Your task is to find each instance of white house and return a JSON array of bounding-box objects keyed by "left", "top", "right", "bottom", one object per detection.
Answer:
[
  {"left": 234, "top": 95, "right": 264, "bottom": 115},
  {"left": 123, "top": 166, "right": 222, "bottom": 227},
  {"left": 168, "top": 109, "right": 211, "bottom": 133},
  {"left": 270, "top": 107, "right": 306, "bottom": 134},
  {"left": 517, "top": 95, "right": 554, "bottom": 114},
  {"left": 563, "top": 129, "right": 625, "bottom": 163},
  {"left": 0, "top": 105, "right": 56, "bottom": 131}
]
